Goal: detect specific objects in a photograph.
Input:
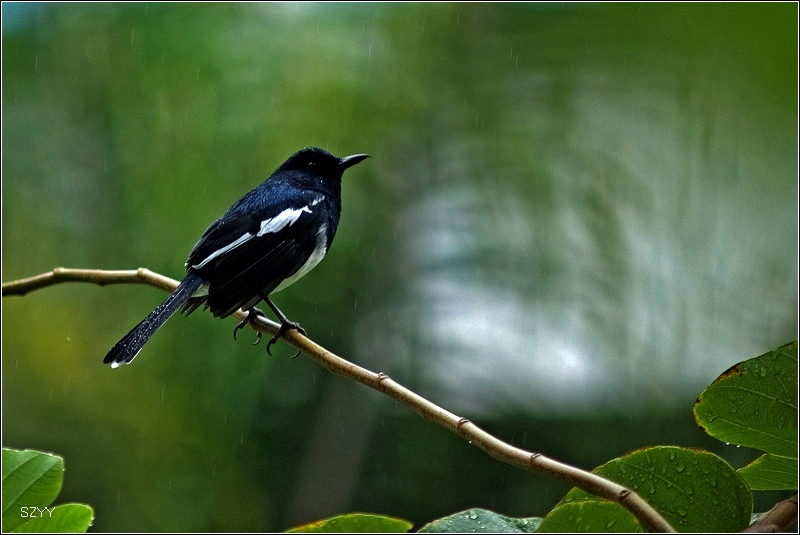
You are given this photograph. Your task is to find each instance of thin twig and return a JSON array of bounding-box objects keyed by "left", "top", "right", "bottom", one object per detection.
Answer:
[
  {"left": 3, "top": 268, "right": 674, "bottom": 532},
  {"left": 2, "top": 267, "right": 177, "bottom": 296}
]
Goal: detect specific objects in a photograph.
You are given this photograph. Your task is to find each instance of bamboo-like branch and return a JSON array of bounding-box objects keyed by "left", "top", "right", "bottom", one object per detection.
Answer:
[{"left": 3, "top": 267, "right": 674, "bottom": 532}]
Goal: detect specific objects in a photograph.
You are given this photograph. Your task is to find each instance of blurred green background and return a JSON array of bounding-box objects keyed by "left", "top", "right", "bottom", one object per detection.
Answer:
[{"left": 2, "top": 3, "right": 797, "bottom": 532}]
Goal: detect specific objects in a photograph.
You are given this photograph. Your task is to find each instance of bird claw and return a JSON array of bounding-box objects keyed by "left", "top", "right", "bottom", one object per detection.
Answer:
[
  {"left": 266, "top": 320, "right": 306, "bottom": 358},
  {"left": 232, "top": 318, "right": 247, "bottom": 341},
  {"left": 232, "top": 309, "right": 266, "bottom": 343},
  {"left": 236, "top": 300, "right": 306, "bottom": 357}
]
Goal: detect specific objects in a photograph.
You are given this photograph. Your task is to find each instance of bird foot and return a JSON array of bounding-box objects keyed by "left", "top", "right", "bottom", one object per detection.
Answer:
[
  {"left": 266, "top": 320, "right": 307, "bottom": 358},
  {"left": 232, "top": 308, "right": 266, "bottom": 343}
]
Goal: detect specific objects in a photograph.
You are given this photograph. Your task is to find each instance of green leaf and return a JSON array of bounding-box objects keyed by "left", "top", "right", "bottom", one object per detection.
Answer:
[
  {"left": 9, "top": 503, "right": 94, "bottom": 533},
  {"left": 736, "top": 453, "right": 798, "bottom": 491},
  {"left": 693, "top": 341, "right": 798, "bottom": 458},
  {"left": 558, "top": 446, "right": 752, "bottom": 532},
  {"left": 2, "top": 449, "right": 64, "bottom": 532},
  {"left": 286, "top": 512, "right": 413, "bottom": 533},
  {"left": 2, "top": 448, "right": 94, "bottom": 533},
  {"left": 417, "top": 508, "right": 541, "bottom": 533},
  {"left": 539, "top": 501, "right": 642, "bottom": 533}
]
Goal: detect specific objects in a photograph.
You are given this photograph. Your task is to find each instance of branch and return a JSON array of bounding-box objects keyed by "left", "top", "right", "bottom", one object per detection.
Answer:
[
  {"left": 4, "top": 268, "right": 674, "bottom": 532},
  {"left": 2, "top": 267, "right": 180, "bottom": 297},
  {"left": 741, "top": 493, "right": 798, "bottom": 533}
]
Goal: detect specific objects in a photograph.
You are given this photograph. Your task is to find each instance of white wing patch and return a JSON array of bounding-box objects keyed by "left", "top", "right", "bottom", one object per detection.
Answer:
[
  {"left": 190, "top": 202, "right": 321, "bottom": 270},
  {"left": 257, "top": 206, "right": 312, "bottom": 236},
  {"left": 191, "top": 232, "right": 254, "bottom": 269}
]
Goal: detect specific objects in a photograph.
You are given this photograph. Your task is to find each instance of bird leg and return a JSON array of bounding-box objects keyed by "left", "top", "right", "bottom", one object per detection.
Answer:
[
  {"left": 264, "top": 297, "right": 306, "bottom": 358},
  {"left": 232, "top": 307, "right": 266, "bottom": 346}
]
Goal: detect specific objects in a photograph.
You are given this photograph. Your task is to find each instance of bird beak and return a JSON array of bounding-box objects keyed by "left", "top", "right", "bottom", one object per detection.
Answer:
[{"left": 339, "top": 153, "right": 370, "bottom": 170}]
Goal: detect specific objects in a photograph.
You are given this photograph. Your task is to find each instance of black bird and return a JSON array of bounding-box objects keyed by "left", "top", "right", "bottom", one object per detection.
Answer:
[{"left": 104, "top": 147, "right": 369, "bottom": 367}]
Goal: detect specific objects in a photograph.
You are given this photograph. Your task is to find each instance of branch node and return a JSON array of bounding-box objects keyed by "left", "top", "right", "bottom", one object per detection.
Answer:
[
  {"left": 376, "top": 372, "right": 389, "bottom": 383},
  {"left": 456, "top": 417, "right": 471, "bottom": 430}
]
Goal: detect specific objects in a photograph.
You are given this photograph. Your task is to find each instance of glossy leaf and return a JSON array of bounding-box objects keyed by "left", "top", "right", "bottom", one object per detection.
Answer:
[
  {"left": 2, "top": 449, "right": 64, "bottom": 532},
  {"left": 559, "top": 446, "right": 752, "bottom": 532},
  {"left": 539, "top": 501, "right": 642, "bottom": 533},
  {"left": 9, "top": 503, "right": 94, "bottom": 533},
  {"left": 693, "top": 341, "right": 798, "bottom": 457},
  {"left": 2, "top": 449, "right": 93, "bottom": 533},
  {"left": 417, "top": 508, "right": 540, "bottom": 533},
  {"left": 736, "top": 453, "right": 798, "bottom": 491}
]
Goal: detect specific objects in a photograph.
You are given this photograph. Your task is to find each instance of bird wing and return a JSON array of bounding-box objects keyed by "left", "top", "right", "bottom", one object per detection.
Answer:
[{"left": 185, "top": 191, "right": 329, "bottom": 318}]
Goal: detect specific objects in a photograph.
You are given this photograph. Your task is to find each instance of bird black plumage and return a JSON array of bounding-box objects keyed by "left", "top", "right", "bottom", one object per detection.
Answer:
[{"left": 104, "top": 147, "right": 369, "bottom": 367}]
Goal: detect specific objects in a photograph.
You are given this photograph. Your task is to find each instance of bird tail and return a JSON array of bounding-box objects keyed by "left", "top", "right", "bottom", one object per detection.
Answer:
[{"left": 103, "top": 272, "right": 204, "bottom": 367}]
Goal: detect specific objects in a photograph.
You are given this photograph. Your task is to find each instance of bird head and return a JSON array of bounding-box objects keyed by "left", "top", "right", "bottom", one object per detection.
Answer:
[{"left": 279, "top": 147, "right": 369, "bottom": 180}]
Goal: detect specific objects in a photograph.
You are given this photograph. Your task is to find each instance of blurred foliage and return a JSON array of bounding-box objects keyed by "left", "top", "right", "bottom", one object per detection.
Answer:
[{"left": 2, "top": 3, "right": 797, "bottom": 532}]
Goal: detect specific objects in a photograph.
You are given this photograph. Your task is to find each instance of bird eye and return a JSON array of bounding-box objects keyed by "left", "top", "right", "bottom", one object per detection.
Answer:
[{"left": 307, "top": 161, "right": 317, "bottom": 171}]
